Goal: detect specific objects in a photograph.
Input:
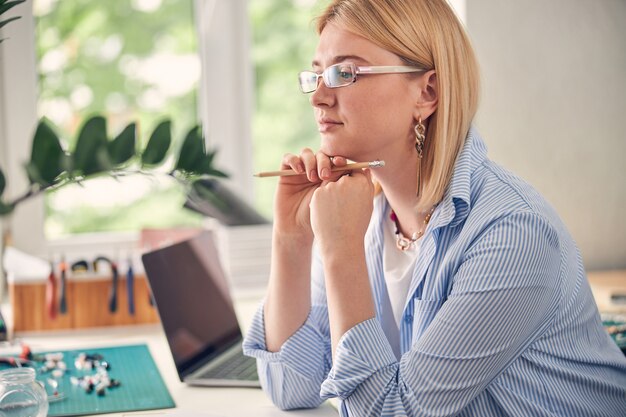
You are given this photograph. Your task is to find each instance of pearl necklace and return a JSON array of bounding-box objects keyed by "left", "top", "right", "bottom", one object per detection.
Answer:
[{"left": 390, "top": 205, "right": 436, "bottom": 251}]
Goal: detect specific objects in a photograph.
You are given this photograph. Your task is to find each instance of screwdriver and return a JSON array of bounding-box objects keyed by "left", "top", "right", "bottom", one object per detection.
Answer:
[
  {"left": 46, "top": 261, "right": 57, "bottom": 320},
  {"left": 59, "top": 257, "right": 68, "bottom": 314},
  {"left": 126, "top": 259, "right": 135, "bottom": 315}
]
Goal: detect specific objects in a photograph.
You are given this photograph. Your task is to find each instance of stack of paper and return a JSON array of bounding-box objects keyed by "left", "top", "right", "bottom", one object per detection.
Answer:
[{"left": 212, "top": 223, "right": 273, "bottom": 292}]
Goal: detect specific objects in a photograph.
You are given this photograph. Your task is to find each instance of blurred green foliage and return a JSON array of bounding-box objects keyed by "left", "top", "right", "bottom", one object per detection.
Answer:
[
  {"left": 249, "top": 0, "right": 322, "bottom": 217},
  {"left": 35, "top": 0, "right": 198, "bottom": 144},
  {"left": 33, "top": 0, "right": 323, "bottom": 236},
  {"left": 34, "top": 0, "right": 202, "bottom": 237}
]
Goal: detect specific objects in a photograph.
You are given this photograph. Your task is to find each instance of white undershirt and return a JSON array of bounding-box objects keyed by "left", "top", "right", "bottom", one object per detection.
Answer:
[{"left": 382, "top": 207, "right": 422, "bottom": 357}]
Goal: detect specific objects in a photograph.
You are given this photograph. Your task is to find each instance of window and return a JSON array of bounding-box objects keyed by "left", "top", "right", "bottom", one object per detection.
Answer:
[
  {"left": 1, "top": 0, "right": 467, "bottom": 254},
  {"left": 1, "top": 0, "right": 253, "bottom": 256},
  {"left": 249, "top": 0, "right": 320, "bottom": 217},
  {"left": 34, "top": 0, "right": 203, "bottom": 238}
]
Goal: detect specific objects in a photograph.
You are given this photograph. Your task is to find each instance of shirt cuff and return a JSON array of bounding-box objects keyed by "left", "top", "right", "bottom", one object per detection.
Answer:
[
  {"left": 320, "top": 318, "right": 397, "bottom": 400},
  {"left": 242, "top": 301, "right": 329, "bottom": 381}
]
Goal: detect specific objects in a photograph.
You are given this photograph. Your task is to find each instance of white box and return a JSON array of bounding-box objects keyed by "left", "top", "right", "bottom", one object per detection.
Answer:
[{"left": 209, "top": 221, "right": 273, "bottom": 292}]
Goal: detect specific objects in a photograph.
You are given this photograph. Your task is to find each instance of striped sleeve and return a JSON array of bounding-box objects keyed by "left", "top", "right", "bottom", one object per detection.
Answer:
[
  {"left": 242, "top": 302, "right": 331, "bottom": 410},
  {"left": 321, "top": 212, "right": 563, "bottom": 416}
]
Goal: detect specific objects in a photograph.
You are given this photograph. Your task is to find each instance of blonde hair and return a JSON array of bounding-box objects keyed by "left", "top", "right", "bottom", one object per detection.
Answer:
[{"left": 316, "top": 0, "right": 480, "bottom": 211}]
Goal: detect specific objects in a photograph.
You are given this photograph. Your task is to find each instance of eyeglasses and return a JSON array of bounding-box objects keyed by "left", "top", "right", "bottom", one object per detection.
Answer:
[{"left": 298, "top": 62, "right": 426, "bottom": 94}]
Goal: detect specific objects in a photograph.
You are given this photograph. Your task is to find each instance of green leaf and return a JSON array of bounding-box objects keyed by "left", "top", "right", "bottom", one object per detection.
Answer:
[
  {"left": 190, "top": 179, "right": 229, "bottom": 212},
  {"left": 0, "top": 167, "right": 5, "bottom": 196},
  {"left": 24, "top": 162, "right": 46, "bottom": 188},
  {"left": 73, "top": 116, "right": 111, "bottom": 176},
  {"left": 141, "top": 120, "right": 171, "bottom": 166},
  {"left": 108, "top": 123, "right": 136, "bottom": 165},
  {"left": 205, "top": 150, "right": 216, "bottom": 167},
  {"left": 202, "top": 167, "right": 229, "bottom": 178},
  {"left": 0, "top": 15, "right": 19, "bottom": 29},
  {"left": 175, "top": 125, "right": 205, "bottom": 172},
  {"left": 0, "top": 0, "right": 26, "bottom": 16},
  {"left": 197, "top": 149, "right": 228, "bottom": 178},
  {"left": 0, "top": 199, "right": 14, "bottom": 216},
  {"left": 28, "top": 120, "right": 65, "bottom": 186}
]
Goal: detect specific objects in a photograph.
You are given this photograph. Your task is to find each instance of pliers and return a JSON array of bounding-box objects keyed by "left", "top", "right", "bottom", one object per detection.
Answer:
[{"left": 93, "top": 256, "right": 119, "bottom": 313}]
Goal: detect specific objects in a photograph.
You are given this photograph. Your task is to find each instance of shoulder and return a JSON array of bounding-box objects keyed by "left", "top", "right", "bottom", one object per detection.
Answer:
[
  {"left": 450, "top": 159, "right": 582, "bottom": 291},
  {"left": 467, "top": 159, "right": 568, "bottom": 236}
]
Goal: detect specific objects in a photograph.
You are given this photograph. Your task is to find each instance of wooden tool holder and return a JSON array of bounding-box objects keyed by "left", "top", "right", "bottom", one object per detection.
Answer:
[{"left": 9, "top": 274, "right": 159, "bottom": 332}]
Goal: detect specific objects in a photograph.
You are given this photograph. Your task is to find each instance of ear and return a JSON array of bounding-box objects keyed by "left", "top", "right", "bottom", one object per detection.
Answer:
[{"left": 413, "top": 70, "right": 438, "bottom": 120}]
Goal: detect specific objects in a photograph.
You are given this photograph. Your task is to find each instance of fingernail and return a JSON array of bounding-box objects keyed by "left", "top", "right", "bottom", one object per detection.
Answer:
[
  {"left": 309, "top": 169, "right": 317, "bottom": 180},
  {"left": 321, "top": 168, "right": 330, "bottom": 178}
]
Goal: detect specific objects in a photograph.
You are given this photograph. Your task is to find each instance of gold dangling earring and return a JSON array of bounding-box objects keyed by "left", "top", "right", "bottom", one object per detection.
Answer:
[{"left": 414, "top": 116, "right": 426, "bottom": 197}]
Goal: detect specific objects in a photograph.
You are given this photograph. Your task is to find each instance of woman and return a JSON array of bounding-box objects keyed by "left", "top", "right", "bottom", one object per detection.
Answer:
[{"left": 243, "top": 0, "right": 626, "bottom": 416}]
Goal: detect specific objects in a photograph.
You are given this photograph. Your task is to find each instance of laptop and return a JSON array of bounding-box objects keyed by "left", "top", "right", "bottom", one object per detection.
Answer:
[{"left": 141, "top": 231, "right": 260, "bottom": 387}]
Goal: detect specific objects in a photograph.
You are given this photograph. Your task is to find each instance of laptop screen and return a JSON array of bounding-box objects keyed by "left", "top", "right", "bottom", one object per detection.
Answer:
[{"left": 142, "top": 231, "right": 242, "bottom": 378}]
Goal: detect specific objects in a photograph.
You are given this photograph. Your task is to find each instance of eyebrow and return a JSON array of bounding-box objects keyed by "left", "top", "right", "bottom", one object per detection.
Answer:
[{"left": 311, "top": 55, "right": 371, "bottom": 68}]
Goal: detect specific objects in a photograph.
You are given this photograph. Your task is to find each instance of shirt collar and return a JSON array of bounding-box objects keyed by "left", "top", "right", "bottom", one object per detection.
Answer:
[
  {"left": 430, "top": 126, "right": 488, "bottom": 229},
  {"left": 371, "top": 127, "right": 488, "bottom": 235}
]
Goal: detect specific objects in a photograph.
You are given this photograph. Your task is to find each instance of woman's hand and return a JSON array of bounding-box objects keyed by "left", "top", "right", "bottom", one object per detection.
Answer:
[
  {"left": 265, "top": 150, "right": 345, "bottom": 352},
  {"left": 273, "top": 149, "right": 347, "bottom": 243},
  {"left": 310, "top": 169, "right": 375, "bottom": 255}
]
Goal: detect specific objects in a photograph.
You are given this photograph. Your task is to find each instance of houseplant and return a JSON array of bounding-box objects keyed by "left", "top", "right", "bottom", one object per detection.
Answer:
[
  {"left": 0, "top": 1, "right": 232, "bottom": 308},
  {"left": 0, "top": 0, "right": 228, "bottom": 219},
  {"left": 0, "top": 116, "right": 228, "bottom": 217}
]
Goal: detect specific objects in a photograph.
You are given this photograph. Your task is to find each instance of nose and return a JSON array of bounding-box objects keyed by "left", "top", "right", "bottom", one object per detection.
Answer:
[{"left": 310, "top": 78, "right": 335, "bottom": 108}]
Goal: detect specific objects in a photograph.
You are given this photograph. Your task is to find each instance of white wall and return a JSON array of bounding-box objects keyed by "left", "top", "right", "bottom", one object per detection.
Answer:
[
  {"left": 467, "top": 0, "right": 626, "bottom": 270},
  {"left": 195, "top": 0, "right": 254, "bottom": 200},
  {"left": 0, "top": 4, "right": 45, "bottom": 258}
]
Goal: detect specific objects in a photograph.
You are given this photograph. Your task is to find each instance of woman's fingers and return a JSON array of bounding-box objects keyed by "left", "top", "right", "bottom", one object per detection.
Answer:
[
  {"left": 281, "top": 153, "right": 305, "bottom": 174},
  {"left": 330, "top": 155, "right": 347, "bottom": 167},
  {"left": 316, "top": 152, "right": 332, "bottom": 180},
  {"left": 280, "top": 151, "right": 350, "bottom": 182},
  {"left": 300, "top": 148, "right": 319, "bottom": 181}
]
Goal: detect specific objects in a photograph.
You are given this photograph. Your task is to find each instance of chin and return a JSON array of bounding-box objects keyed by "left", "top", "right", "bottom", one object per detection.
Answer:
[{"left": 320, "top": 138, "right": 351, "bottom": 159}]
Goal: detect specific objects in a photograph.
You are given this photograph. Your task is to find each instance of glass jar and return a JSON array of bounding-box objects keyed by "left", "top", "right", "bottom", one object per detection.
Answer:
[{"left": 0, "top": 367, "right": 48, "bottom": 417}]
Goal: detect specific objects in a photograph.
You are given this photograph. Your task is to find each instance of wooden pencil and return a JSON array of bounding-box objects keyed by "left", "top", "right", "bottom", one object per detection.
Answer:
[{"left": 253, "top": 160, "right": 385, "bottom": 178}]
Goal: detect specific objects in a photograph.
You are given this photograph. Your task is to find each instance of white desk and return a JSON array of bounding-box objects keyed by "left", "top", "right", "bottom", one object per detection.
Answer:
[
  {"left": 0, "top": 294, "right": 338, "bottom": 417},
  {"left": 3, "top": 272, "right": 623, "bottom": 416}
]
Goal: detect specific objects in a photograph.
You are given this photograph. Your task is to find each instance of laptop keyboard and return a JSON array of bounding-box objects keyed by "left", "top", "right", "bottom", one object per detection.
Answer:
[{"left": 197, "top": 352, "right": 258, "bottom": 381}]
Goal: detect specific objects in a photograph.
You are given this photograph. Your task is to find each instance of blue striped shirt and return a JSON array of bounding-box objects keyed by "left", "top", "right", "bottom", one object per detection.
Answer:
[{"left": 243, "top": 128, "right": 626, "bottom": 416}]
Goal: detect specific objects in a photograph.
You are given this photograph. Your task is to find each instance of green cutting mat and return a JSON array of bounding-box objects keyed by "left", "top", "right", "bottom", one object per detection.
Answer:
[
  {"left": 602, "top": 316, "right": 626, "bottom": 351},
  {"left": 36, "top": 344, "right": 175, "bottom": 416}
]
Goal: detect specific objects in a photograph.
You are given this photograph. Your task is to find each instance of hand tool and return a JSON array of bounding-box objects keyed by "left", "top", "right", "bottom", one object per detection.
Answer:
[
  {"left": 126, "top": 259, "right": 135, "bottom": 315},
  {"left": 59, "top": 257, "right": 68, "bottom": 314},
  {"left": 45, "top": 261, "right": 57, "bottom": 320},
  {"left": 93, "top": 256, "right": 119, "bottom": 313},
  {"left": 71, "top": 259, "right": 89, "bottom": 273}
]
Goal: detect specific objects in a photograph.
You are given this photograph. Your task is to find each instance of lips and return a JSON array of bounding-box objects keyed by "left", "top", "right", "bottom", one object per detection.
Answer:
[{"left": 317, "top": 117, "right": 343, "bottom": 132}]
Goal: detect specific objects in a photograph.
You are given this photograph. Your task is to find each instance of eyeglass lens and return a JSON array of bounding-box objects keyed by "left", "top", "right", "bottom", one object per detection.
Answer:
[
  {"left": 298, "top": 63, "right": 357, "bottom": 93},
  {"left": 298, "top": 72, "right": 318, "bottom": 93},
  {"left": 325, "top": 64, "right": 356, "bottom": 88}
]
